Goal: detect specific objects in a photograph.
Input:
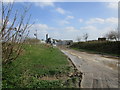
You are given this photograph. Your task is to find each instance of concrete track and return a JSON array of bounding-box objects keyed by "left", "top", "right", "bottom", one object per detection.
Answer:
[{"left": 61, "top": 49, "right": 119, "bottom": 88}]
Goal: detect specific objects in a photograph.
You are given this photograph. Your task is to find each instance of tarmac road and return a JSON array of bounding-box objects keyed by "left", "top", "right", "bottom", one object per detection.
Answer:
[{"left": 61, "top": 48, "right": 119, "bottom": 88}]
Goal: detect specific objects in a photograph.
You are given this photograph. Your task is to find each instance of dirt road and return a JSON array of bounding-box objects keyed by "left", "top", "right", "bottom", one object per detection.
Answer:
[{"left": 61, "top": 48, "right": 119, "bottom": 88}]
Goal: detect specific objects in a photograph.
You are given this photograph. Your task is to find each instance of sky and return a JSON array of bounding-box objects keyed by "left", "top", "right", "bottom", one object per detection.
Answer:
[{"left": 2, "top": 2, "right": 118, "bottom": 41}]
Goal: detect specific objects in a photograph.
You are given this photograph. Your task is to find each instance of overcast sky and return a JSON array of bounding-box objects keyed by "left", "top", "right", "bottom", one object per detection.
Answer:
[{"left": 3, "top": 2, "right": 118, "bottom": 41}]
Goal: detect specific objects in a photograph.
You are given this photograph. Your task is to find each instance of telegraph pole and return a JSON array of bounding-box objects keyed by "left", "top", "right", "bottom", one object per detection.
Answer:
[
  {"left": 35, "top": 30, "right": 37, "bottom": 39},
  {"left": 34, "top": 30, "right": 38, "bottom": 44},
  {"left": 35, "top": 30, "right": 38, "bottom": 44}
]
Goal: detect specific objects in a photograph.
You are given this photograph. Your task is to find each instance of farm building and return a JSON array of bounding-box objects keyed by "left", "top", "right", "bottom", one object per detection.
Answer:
[
  {"left": 98, "top": 38, "right": 106, "bottom": 41},
  {"left": 56, "top": 40, "right": 73, "bottom": 45}
]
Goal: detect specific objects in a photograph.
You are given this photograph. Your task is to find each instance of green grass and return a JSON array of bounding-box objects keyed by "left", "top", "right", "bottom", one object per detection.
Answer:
[{"left": 2, "top": 44, "right": 71, "bottom": 88}]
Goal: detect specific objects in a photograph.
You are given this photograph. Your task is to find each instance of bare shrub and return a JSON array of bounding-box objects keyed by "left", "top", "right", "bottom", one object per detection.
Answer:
[
  {"left": 0, "top": 2, "right": 33, "bottom": 64},
  {"left": 83, "top": 33, "right": 89, "bottom": 41}
]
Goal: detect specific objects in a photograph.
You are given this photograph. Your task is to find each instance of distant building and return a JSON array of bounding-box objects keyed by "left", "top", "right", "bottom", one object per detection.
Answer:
[
  {"left": 46, "top": 38, "right": 51, "bottom": 44},
  {"left": 98, "top": 37, "right": 106, "bottom": 41},
  {"left": 45, "top": 34, "right": 52, "bottom": 44},
  {"left": 56, "top": 40, "right": 73, "bottom": 45},
  {"left": 45, "top": 34, "right": 73, "bottom": 45},
  {"left": 46, "top": 34, "right": 48, "bottom": 41}
]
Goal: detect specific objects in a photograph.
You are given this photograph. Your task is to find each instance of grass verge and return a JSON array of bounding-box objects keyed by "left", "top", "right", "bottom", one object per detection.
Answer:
[{"left": 2, "top": 44, "right": 82, "bottom": 88}]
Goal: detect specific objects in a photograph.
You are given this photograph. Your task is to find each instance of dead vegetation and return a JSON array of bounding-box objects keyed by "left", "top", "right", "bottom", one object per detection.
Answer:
[{"left": 1, "top": 2, "right": 33, "bottom": 64}]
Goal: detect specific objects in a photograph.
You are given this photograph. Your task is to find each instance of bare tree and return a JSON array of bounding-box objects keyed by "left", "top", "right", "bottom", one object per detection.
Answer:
[
  {"left": 0, "top": 2, "right": 33, "bottom": 64},
  {"left": 83, "top": 33, "right": 89, "bottom": 41},
  {"left": 105, "top": 30, "right": 119, "bottom": 41}
]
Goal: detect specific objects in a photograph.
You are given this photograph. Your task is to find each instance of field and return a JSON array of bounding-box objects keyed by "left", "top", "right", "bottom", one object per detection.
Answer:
[
  {"left": 2, "top": 44, "right": 82, "bottom": 88},
  {"left": 70, "top": 41, "right": 120, "bottom": 56}
]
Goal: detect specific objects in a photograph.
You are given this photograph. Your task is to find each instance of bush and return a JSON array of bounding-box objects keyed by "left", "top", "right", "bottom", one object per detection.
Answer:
[{"left": 70, "top": 41, "right": 120, "bottom": 55}]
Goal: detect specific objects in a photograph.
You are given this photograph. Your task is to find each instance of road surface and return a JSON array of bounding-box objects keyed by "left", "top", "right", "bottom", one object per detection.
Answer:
[{"left": 61, "top": 48, "right": 119, "bottom": 88}]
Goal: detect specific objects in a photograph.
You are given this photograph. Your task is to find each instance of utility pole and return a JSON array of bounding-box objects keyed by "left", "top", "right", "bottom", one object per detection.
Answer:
[
  {"left": 34, "top": 30, "right": 37, "bottom": 39},
  {"left": 35, "top": 29, "right": 37, "bottom": 40},
  {"left": 34, "top": 30, "right": 38, "bottom": 44}
]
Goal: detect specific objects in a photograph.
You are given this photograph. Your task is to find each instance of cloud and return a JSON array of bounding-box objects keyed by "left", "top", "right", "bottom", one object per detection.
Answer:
[
  {"left": 58, "top": 16, "right": 74, "bottom": 25},
  {"left": 107, "top": 2, "right": 118, "bottom": 9},
  {"left": 59, "top": 20, "right": 70, "bottom": 25},
  {"left": 66, "top": 16, "right": 74, "bottom": 20},
  {"left": 29, "top": 23, "right": 80, "bottom": 41},
  {"left": 78, "top": 18, "right": 83, "bottom": 23},
  {"left": 56, "top": 8, "right": 65, "bottom": 14},
  {"left": 37, "top": 24, "right": 49, "bottom": 30},
  {"left": 65, "top": 26, "right": 78, "bottom": 32},
  {"left": 79, "top": 25, "right": 107, "bottom": 40},
  {"left": 60, "top": 25, "right": 115, "bottom": 41},
  {"left": 28, "top": 23, "right": 117, "bottom": 41},
  {"left": 28, "top": 17, "right": 118, "bottom": 41},
  {"left": 1, "top": 0, "right": 14, "bottom": 2},
  {"left": 86, "top": 17, "right": 117, "bottom": 24},
  {"left": 86, "top": 18, "right": 105, "bottom": 24},
  {"left": 56, "top": 26, "right": 80, "bottom": 41},
  {"left": 105, "top": 17, "right": 118, "bottom": 24},
  {"left": 80, "top": 25, "right": 97, "bottom": 31},
  {"left": 34, "top": 2, "right": 54, "bottom": 8}
]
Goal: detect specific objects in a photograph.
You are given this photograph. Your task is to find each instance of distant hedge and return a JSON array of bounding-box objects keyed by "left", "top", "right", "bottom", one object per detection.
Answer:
[{"left": 70, "top": 41, "right": 120, "bottom": 56}]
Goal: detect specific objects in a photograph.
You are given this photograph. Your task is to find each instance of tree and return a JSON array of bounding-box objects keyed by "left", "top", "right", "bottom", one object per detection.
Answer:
[
  {"left": 105, "top": 30, "right": 119, "bottom": 41},
  {"left": 83, "top": 33, "right": 89, "bottom": 41},
  {"left": 0, "top": 2, "right": 33, "bottom": 64}
]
